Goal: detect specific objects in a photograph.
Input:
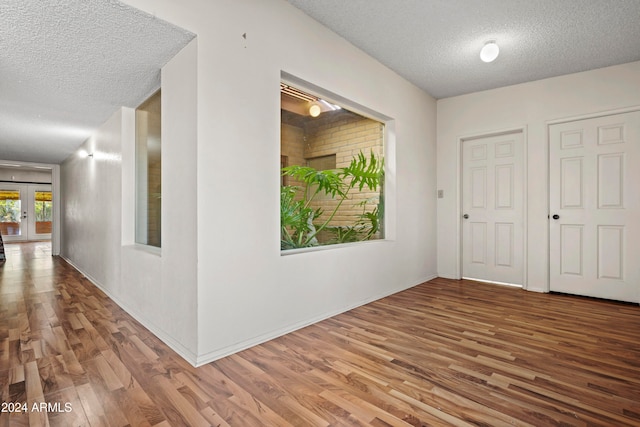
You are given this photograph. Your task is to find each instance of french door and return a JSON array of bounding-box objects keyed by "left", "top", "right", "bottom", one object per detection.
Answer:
[
  {"left": 0, "top": 183, "right": 52, "bottom": 242},
  {"left": 461, "top": 131, "right": 524, "bottom": 285},
  {"left": 549, "top": 111, "right": 640, "bottom": 303}
]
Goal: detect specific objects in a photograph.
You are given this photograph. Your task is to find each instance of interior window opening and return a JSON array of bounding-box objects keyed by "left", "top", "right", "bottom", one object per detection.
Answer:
[
  {"left": 135, "top": 90, "right": 162, "bottom": 248},
  {"left": 280, "top": 82, "right": 385, "bottom": 251}
]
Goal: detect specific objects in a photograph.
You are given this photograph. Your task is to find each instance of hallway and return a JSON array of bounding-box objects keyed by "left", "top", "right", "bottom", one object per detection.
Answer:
[{"left": 0, "top": 242, "right": 183, "bottom": 426}]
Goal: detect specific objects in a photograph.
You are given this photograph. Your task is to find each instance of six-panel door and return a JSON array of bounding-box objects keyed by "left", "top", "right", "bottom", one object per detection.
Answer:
[
  {"left": 549, "top": 111, "right": 640, "bottom": 303},
  {"left": 462, "top": 132, "right": 524, "bottom": 285}
]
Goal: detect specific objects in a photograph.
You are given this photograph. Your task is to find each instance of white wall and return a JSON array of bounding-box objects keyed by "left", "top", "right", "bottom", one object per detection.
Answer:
[
  {"left": 120, "top": 39, "right": 199, "bottom": 361},
  {"left": 437, "top": 61, "right": 640, "bottom": 292},
  {"left": 0, "top": 167, "right": 52, "bottom": 183},
  {"left": 61, "top": 40, "right": 199, "bottom": 362},
  {"left": 121, "top": 0, "right": 437, "bottom": 364},
  {"left": 61, "top": 109, "right": 123, "bottom": 290}
]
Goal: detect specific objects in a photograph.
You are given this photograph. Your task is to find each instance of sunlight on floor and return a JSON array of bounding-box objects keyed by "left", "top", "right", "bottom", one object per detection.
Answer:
[{"left": 0, "top": 241, "right": 54, "bottom": 294}]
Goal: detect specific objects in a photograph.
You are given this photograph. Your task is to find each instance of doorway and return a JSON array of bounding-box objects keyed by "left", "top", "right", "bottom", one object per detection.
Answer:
[
  {"left": 549, "top": 110, "right": 640, "bottom": 303},
  {"left": 461, "top": 131, "right": 525, "bottom": 286},
  {"left": 0, "top": 183, "right": 53, "bottom": 242}
]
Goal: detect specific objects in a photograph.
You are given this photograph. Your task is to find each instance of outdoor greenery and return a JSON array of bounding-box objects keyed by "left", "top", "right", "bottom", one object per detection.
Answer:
[
  {"left": 0, "top": 200, "right": 51, "bottom": 223},
  {"left": 280, "top": 151, "right": 384, "bottom": 250},
  {"left": 35, "top": 201, "right": 52, "bottom": 222},
  {"left": 0, "top": 201, "right": 20, "bottom": 223}
]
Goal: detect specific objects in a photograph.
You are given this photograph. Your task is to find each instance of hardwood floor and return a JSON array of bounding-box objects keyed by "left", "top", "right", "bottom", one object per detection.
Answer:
[{"left": 1, "top": 242, "right": 639, "bottom": 426}]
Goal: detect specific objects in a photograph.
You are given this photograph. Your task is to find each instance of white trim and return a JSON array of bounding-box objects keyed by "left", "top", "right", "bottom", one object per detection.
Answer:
[
  {"left": 0, "top": 159, "right": 59, "bottom": 254},
  {"left": 280, "top": 71, "right": 394, "bottom": 122},
  {"left": 455, "top": 132, "right": 462, "bottom": 279},
  {"left": 60, "top": 255, "right": 199, "bottom": 366},
  {"left": 122, "top": 243, "right": 162, "bottom": 257},
  {"left": 546, "top": 119, "right": 552, "bottom": 294},
  {"left": 546, "top": 105, "right": 640, "bottom": 126},
  {"left": 278, "top": 71, "right": 396, "bottom": 251},
  {"left": 52, "top": 165, "right": 61, "bottom": 256},
  {"left": 0, "top": 163, "right": 62, "bottom": 252},
  {"left": 281, "top": 238, "right": 392, "bottom": 256},
  {"left": 456, "top": 126, "right": 528, "bottom": 288},
  {"left": 462, "top": 277, "right": 523, "bottom": 288},
  {"left": 522, "top": 126, "right": 529, "bottom": 290},
  {"left": 0, "top": 159, "right": 54, "bottom": 169},
  {"left": 61, "top": 259, "right": 437, "bottom": 368},
  {"left": 195, "top": 274, "right": 438, "bottom": 366}
]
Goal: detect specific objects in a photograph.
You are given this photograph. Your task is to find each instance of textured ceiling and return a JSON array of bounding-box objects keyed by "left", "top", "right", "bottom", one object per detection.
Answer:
[
  {"left": 0, "top": 0, "right": 194, "bottom": 164},
  {"left": 3, "top": 1, "right": 639, "bottom": 165},
  {"left": 287, "top": 0, "right": 640, "bottom": 99}
]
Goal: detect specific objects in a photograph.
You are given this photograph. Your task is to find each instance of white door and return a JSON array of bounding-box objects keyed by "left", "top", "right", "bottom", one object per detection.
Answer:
[
  {"left": 549, "top": 111, "right": 640, "bottom": 303},
  {"left": 27, "top": 185, "right": 53, "bottom": 241},
  {"left": 0, "top": 183, "right": 52, "bottom": 242},
  {"left": 462, "top": 132, "right": 524, "bottom": 285},
  {"left": 0, "top": 184, "right": 27, "bottom": 242}
]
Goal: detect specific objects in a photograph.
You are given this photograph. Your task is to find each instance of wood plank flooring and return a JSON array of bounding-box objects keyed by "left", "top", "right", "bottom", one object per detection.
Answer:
[{"left": 1, "top": 242, "right": 639, "bottom": 426}]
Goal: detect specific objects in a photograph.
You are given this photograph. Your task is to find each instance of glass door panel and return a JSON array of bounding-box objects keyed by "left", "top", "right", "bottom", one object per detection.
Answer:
[
  {"left": 29, "top": 187, "right": 52, "bottom": 240},
  {"left": 0, "top": 186, "right": 26, "bottom": 242}
]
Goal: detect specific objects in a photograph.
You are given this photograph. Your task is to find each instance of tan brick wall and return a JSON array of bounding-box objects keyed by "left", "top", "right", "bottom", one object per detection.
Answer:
[
  {"left": 281, "top": 109, "right": 384, "bottom": 243},
  {"left": 147, "top": 159, "right": 161, "bottom": 247},
  {"left": 35, "top": 221, "right": 52, "bottom": 234},
  {"left": 304, "top": 110, "right": 383, "bottom": 234},
  {"left": 0, "top": 222, "right": 20, "bottom": 236},
  {"left": 280, "top": 123, "right": 305, "bottom": 189}
]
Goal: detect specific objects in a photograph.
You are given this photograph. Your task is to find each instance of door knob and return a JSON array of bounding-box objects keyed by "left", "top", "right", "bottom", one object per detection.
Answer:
[
  {"left": 463, "top": 214, "right": 469, "bottom": 219},
  {"left": 552, "top": 214, "right": 560, "bottom": 220}
]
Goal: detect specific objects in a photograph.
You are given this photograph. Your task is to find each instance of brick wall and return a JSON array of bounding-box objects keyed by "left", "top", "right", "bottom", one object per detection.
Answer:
[
  {"left": 35, "top": 221, "right": 52, "bottom": 234},
  {"left": 304, "top": 110, "right": 383, "bottom": 234},
  {"left": 280, "top": 123, "right": 305, "bottom": 188},
  {"left": 281, "top": 109, "right": 384, "bottom": 242},
  {"left": 0, "top": 222, "right": 52, "bottom": 236},
  {"left": 0, "top": 222, "right": 20, "bottom": 236},
  {"left": 147, "top": 159, "right": 161, "bottom": 247}
]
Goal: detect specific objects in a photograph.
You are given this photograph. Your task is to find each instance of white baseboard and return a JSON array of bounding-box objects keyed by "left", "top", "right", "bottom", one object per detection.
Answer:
[
  {"left": 195, "top": 273, "right": 438, "bottom": 366},
  {"left": 60, "top": 256, "right": 199, "bottom": 366},
  {"left": 60, "top": 255, "right": 439, "bottom": 368},
  {"left": 436, "top": 272, "right": 460, "bottom": 280}
]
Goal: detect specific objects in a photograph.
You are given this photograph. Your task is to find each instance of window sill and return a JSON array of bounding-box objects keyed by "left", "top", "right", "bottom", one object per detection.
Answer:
[
  {"left": 280, "top": 239, "right": 389, "bottom": 256},
  {"left": 123, "top": 243, "right": 162, "bottom": 257}
]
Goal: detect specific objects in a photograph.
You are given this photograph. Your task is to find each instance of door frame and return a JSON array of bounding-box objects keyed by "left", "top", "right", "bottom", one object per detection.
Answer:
[
  {"left": 546, "top": 105, "right": 640, "bottom": 296},
  {"left": 456, "top": 126, "right": 528, "bottom": 289},
  {"left": 0, "top": 183, "right": 53, "bottom": 242},
  {"left": 0, "top": 160, "right": 60, "bottom": 255}
]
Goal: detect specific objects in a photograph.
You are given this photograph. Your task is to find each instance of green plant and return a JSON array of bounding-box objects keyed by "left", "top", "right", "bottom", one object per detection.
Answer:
[
  {"left": 35, "top": 201, "right": 52, "bottom": 222},
  {"left": 280, "top": 151, "right": 384, "bottom": 249},
  {"left": 327, "top": 196, "right": 383, "bottom": 244},
  {"left": 0, "top": 201, "right": 20, "bottom": 222}
]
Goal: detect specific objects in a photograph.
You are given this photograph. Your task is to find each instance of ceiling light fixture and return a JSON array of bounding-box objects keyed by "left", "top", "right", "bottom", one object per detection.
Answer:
[
  {"left": 309, "top": 103, "right": 322, "bottom": 117},
  {"left": 480, "top": 40, "right": 499, "bottom": 63}
]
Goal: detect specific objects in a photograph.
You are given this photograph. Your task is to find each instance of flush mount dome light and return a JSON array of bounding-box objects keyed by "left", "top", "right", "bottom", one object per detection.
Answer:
[
  {"left": 309, "top": 103, "right": 322, "bottom": 117},
  {"left": 480, "top": 40, "right": 499, "bottom": 63}
]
